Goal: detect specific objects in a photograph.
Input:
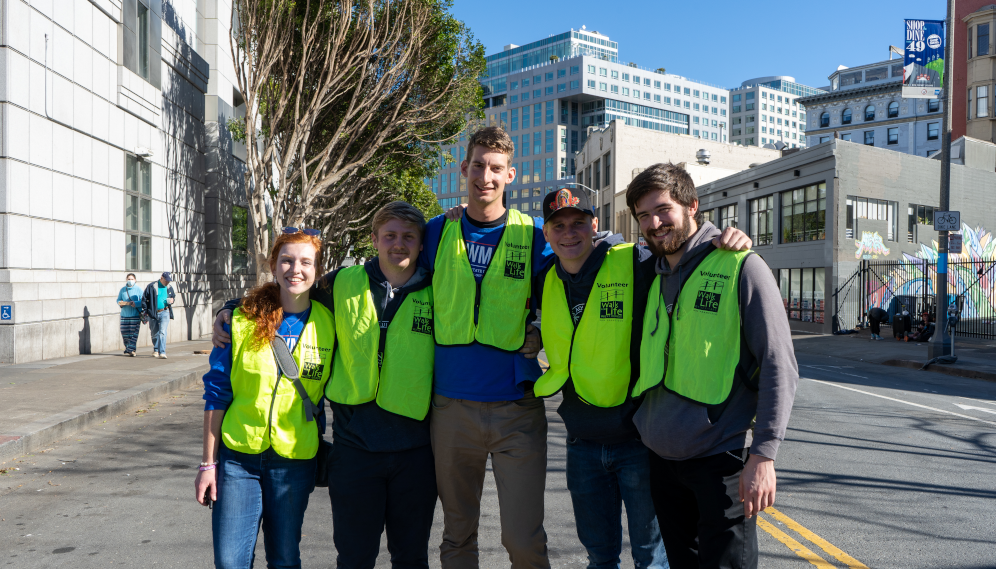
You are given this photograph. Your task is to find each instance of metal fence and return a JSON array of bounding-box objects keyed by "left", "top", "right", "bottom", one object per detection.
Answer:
[{"left": 832, "top": 259, "right": 996, "bottom": 339}]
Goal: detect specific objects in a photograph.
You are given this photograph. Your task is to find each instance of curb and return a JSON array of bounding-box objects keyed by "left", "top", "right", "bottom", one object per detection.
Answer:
[
  {"left": 881, "top": 359, "right": 996, "bottom": 383},
  {"left": 0, "top": 365, "right": 208, "bottom": 464}
]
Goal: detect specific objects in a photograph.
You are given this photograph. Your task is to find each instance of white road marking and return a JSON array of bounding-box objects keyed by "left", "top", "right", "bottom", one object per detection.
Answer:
[
  {"left": 807, "top": 379, "right": 996, "bottom": 427},
  {"left": 953, "top": 403, "right": 996, "bottom": 416},
  {"left": 958, "top": 396, "right": 996, "bottom": 408},
  {"left": 800, "top": 365, "right": 868, "bottom": 379}
]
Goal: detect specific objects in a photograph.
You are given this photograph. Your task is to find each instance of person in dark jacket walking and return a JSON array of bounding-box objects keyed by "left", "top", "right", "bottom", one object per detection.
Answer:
[
  {"left": 143, "top": 272, "right": 176, "bottom": 358},
  {"left": 626, "top": 163, "right": 799, "bottom": 569},
  {"left": 531, "top": 186, "right": 752, "bottom": 569}
]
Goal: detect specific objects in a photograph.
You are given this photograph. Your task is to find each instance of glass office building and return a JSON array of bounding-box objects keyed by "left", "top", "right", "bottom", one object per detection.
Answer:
[
  {"left": 728, "top": 76, "right": 826, "bottom": 149},
  {"left": 432, "top": 28, "right": 731, "bottom": 213}
]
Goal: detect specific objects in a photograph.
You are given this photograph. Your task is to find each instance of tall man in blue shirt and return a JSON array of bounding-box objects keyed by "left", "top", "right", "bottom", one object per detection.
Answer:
[{"left": 422, "top": 126, "right": 554, "bottom": 569}]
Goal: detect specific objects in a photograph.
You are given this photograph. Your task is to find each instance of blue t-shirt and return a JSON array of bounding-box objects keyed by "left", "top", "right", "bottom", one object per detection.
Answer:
[
  {"left": 420, "top": 212, "right": 553, "bottom": 402},
  {"left": 202, "top": 308, "right": 312, "bottom": 411},
  {"left": 117, "top": 285, "right": 143, "bottom": 318}
]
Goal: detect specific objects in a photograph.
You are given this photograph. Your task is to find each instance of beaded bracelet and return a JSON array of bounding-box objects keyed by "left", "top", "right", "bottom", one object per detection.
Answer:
[
  {"left": 200, "top": 461, "right": 218, "bottom": 467},
  {"left": 199, "top": 464, "right": 217, "bottom": 472}
]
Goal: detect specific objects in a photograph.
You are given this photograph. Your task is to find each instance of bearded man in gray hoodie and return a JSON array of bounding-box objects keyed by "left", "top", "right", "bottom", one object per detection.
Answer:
[{"left": 626, "top": 163, "right": 799, "bottom": 569}]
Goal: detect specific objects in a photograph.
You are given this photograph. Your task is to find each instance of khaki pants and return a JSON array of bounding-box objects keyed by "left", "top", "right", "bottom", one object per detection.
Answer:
[{"left": 430, "top": 392, "right": 550, "bottom": 569}]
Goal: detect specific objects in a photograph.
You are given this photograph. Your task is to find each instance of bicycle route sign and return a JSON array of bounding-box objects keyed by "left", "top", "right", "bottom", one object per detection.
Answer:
[{"left": 933, "top": 211, "right": 960, "bottom": 232}]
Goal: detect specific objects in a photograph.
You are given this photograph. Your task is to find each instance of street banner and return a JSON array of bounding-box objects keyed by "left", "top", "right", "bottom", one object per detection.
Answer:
[{"left": 903, "top": 19, "right": 944, "bottom": 99}]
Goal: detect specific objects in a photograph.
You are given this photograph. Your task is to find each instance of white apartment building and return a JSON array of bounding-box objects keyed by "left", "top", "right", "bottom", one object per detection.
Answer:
[
  {"left": 0, "top": 0, "right": 248, "bottom": 363},
  {"left": 431, "top": 28, "right": 731, "bottom": 216},
  {"left": 728, "top": 76, "right": 824, "bottom": 149},
  {"left": 798, "top": 60, "right": 944, "bottom": 157}
]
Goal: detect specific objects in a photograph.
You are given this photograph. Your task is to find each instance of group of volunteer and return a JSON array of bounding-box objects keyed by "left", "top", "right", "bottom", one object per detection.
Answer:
[{"left": 192, "top": 126, "right": 799, "bottom": 569}]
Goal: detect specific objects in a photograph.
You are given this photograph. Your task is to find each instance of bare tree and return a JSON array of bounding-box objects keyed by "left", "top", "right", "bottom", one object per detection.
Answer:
[{"left": 231, "top": 0, "right": 483, "bottom": 281}]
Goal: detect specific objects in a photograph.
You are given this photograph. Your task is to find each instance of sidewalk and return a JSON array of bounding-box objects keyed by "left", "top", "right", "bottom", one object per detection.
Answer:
[
  {"left": 0, "top": 339, "right": 213, "bottom": 464},
  {"left": 793, "top": 329, "right": 996, "bottom": 382}
]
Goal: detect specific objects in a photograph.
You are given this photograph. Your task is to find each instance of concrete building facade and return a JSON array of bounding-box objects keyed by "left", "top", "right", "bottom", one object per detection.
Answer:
[
  {"left": 727, "top": 76, "right": 824, "bottom": 149},
  {"left": 694, "top": 139, "right": 996, "bottom": 334},
  {"left": 574, "top": 120, "right": 782, "bottom": 240},
  {"left": 798, "top": 59, "right": 945, "bottom": 158},
  {"left": 432, "top": 28, "right": 732, "bottom": 215},
  {"left": 964, "top": 4, "right": 996, "bottom": 144},
  {"left": 0, "top": 0, "right": 248, "bottom": 363}
]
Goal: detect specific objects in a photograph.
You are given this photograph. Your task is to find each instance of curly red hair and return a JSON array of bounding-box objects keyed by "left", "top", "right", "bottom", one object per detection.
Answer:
[{"left": 241, "top": 231, "right": 323, "bottom": 349}]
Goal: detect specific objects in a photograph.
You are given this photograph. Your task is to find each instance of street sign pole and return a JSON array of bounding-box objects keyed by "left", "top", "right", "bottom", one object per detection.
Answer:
[{"left": 929, "top": 0, "right": 954, "bottom": 359}]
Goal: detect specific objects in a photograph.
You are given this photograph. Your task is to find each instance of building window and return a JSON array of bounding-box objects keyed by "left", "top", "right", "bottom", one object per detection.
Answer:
[
  {"left": 571, "top": 65, "right": 580, "bottom": 75},
  {"left": 588, "top": 79, "right": 596, "bottom": 89},
  {"left": 611, "top": 70, "right": 619, "bottom": 79},
  {"left": 841, "top": 133, "right": 851, "bottom": 141},
  {"left": 907, "top": 204, "right": 936, "bottom": 243},
  {"left": 847, "top": 196, "right": 898, "bottom": 241},
  {"left": 928, "top": 98, "right": 940, "bottom": 112},
  {"left": 588, "top": 65, "right": 595, "bottom": 74},
  {"left": 719, "top": 204, "right": 737, "bottom": 229},
  {"left": 557, "top": 83, "right": 566, "bottom": 93},
  {"left": 864, "top": 105, "right": 876, "bottom": 121},
  {"left": 888, "top": 101, "right": 899, "bottom": 118},
  {"left": 781, "top": 183, "right": 826, "bottom": 243},
  {"left": 978, "top": 23, "right": 990, "bottom": 56},
  {"left": 927, "top": 122, "right": 939, "bottom": 140},
  {"left": 545, "top": 129, "right": 554, "bottom": 153},
  {"left": 600, "top": 68, "right": 607, "bottom": 76},
  {"left": 820, "top": 112, "right": 829, "bottom": 127},
  {"left": 977, "top": 85, "right": 989, "bottom": 118},
  {"left": 570, "top": 80, "right": 579, "bottom": 90},
  {"left": 594, "top": 159, "right": 601, "bottom": 191},
  {"left": 521, "top": 133, "right": 529, "bottom": 157},
  {"left": 819, "top": 136, "right": 830, "bottom": 143},
  {"left": 701, "top": 209, "right": 715, "bottom": 225},
  {"left": 599, "top": 82, "right": 607, "bottom": 91},
  {"left": 749, "top": 195, "right": 774, "bottom": 245},
  {"left": 124, "top": 155, "right": 152, "bottom": 271},
  {"left": 842, "top": 108, "right": 852, "bottom": 124},
  {"left": 232, "top": 206, "right": 249, "bottom": 272},
  {"left": 864, "top": 130, "right": 874, "bottom": 145},
  {"left": 779, "top": 268, "right": 825, "bottom": 323},
  {"left": 887, "top": 127, "right": 899, "bottom": 145},
  {"left": 603, "top": 152, "right": 611, "bottom": 187}
]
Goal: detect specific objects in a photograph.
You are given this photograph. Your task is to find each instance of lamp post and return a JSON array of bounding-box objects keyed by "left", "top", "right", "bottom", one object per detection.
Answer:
[
  {"left": 929, "top": 0, "right": 955, "bottom": 359},
  {"left": 561, "top": 181, "right": 600, "bottom": 220}
]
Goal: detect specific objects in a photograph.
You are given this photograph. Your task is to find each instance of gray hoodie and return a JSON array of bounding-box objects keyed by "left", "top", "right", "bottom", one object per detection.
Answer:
[{"left": 632, "top": 222, "right": 799, "bottom": 461}]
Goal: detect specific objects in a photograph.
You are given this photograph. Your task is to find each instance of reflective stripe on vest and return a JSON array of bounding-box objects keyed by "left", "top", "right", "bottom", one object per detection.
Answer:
[
  {"left": 535, "top": 243, "right": 635, "bottom": 407},
  {"left": 222, "top": 301, "right": 335, "bottom": 459},
  {"left": 323, "top": 265, "right": 435, "bottom": 420},
  {"left": 432, "top": 208, "right": 533, "bottom": 351},
  {"left": 632, "top": 249, "right": 751, "bottom": 405}
]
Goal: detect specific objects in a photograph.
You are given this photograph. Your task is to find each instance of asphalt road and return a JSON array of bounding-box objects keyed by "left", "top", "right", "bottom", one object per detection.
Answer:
[{"left": 1, "top": 354, "right": 995, "bottom": 568}]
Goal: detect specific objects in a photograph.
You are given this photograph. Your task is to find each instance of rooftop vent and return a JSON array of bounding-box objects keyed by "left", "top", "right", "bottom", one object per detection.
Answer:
[{"left": 695, "top": 149, "right": 711, "bottom": 165}]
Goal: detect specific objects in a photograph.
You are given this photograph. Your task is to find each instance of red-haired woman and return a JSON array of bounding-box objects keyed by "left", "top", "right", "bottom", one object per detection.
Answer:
[{"left": 194, "top": 229, "right": 334, "bottom": 569}]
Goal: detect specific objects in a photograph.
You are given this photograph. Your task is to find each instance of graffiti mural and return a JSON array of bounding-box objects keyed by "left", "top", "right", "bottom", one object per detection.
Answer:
[
  {"left": 866, "top": 224, "right": 996, "bottom": 335},
  {"left": 854, "top": 231, "right": 891, "bottom": 259}
]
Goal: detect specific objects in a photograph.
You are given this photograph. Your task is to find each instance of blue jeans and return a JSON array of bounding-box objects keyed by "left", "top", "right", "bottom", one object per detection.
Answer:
[
  {"left": 212, "top": 445, "right": 317, "bottom": 569},
  {"left": 566, "top": 437, "right": 669, "bottom": 569},
  {"left": 149, "top": 310, "right": 170, "bottom": 354}
]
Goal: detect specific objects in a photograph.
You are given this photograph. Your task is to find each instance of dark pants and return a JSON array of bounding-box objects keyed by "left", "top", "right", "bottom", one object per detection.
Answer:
[
  {"left": 328, "top": 442, "right": 438, "bottom": 569},
  {"left": 648, "top": 450, "right": 757, "bottom": 569},
  {"left": 869, "top": 315, "right": 884, "bottom": 335}
]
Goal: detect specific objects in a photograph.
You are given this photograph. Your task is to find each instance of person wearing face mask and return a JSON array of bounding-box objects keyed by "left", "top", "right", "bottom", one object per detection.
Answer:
[
  {"left": 195, "top": 228, "right": 333, "bottom": 569},
  {"left": 117, "top": 273, "right": 144, "bottom": 356}
]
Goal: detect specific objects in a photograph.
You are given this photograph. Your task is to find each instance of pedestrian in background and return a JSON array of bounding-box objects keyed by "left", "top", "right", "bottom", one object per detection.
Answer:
[
  {"left": 117, "top": 273, "right": 143, "bottom": 356},
  {"left": 867, "top": 307, "right": 888, "bottom": 341},
  {"left": 143, "top": 272, "right": 175, "bottom": 358},
  {"left": 195, "top": 229, "right": 334, "bottom": 569}
]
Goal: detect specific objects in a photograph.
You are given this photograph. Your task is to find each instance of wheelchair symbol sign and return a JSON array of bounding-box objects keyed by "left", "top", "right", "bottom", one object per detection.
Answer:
[{"left": 1, "top": 305, "right": 11, "bottom": 320}]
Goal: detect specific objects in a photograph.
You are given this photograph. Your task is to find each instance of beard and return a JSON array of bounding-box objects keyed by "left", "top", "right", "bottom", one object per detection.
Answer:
[{"left": 645, "top": 210, "right": 693, "bottom": 257}]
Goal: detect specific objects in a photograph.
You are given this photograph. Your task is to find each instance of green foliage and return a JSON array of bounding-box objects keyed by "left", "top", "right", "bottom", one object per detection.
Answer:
[{"left": 226, "top": 117, "right": 247, "bottom": 144}]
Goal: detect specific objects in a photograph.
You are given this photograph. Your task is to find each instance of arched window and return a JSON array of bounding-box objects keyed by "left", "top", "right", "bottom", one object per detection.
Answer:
[
  {"left": 865, "top": 105, "right": 876, "bottom": 121},
  {"left": 842, "top": 108, "right": 852, "bottom": 124},
  {"left": 888, "top": 101, "right": 899, "bottom": 118},
  {"left": 820, "top": 112, "right": 830, "bottom": 128}
]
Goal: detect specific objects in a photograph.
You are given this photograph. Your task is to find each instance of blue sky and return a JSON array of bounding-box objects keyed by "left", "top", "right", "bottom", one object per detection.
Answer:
[{"left": 451, "top": 0, "right": 946, "bottom": 89}]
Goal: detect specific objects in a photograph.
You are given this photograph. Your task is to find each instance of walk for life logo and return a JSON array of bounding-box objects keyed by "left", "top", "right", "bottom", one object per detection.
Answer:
[
  {"left": 694, "top": 278, "right": 725, "bottom": 313},
  {"left": 504, "top": 249, "right": 527, "bottom": 280},
  {"left": 411, "top": 300, "right": 433, "bottom": 335},
  {"left": 301, "top": 361, "right": 326, "bottom": 380},
  {"left": 600, "top": 289, "right": 625, "bottom": 319}
]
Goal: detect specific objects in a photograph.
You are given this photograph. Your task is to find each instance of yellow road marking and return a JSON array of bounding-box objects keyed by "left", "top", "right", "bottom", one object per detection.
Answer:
[
  {"left": 757, "top": 517, "right": 835, "bottom": 569},
  {"left": 537, "top": 356, "right": 549, "bottom": 370},
  {"left": 766, "top": 507, "right": 870, "bottom": 569}
]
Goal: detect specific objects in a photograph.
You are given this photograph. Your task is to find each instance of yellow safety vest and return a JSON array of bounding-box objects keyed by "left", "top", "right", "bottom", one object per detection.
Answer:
[
  {"left": 324, "top": 265, "right": 435, "bottom": 420},
  {"left": 222, "top": 301, "right": 335, "bottom": 459},
  {"left": 432, "top": 208, "right": 533, "bottom": 351},
  {"left": 535, "top": 244, "right": 635, "bottom": 407},
  {"left": 632, "top": 249, "right": 751, "bottom": 405}
]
